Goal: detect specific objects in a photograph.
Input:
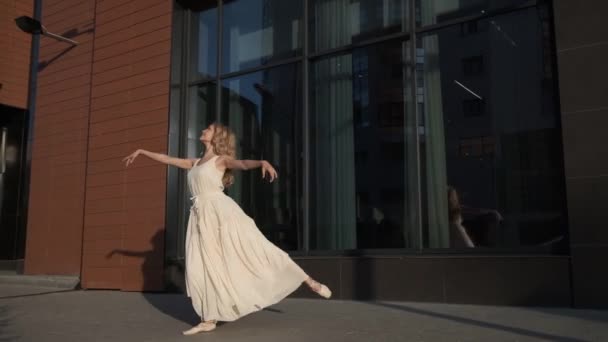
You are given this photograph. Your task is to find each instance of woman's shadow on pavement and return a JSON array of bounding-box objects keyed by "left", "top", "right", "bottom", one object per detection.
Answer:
[{"left": 107, "top": 230, "right": 200, "bottom": 326}]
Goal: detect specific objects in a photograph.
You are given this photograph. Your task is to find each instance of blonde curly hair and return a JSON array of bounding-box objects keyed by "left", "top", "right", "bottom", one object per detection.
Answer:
[{"left": 209, "top": 122, "right": 237, "bottom": 187}]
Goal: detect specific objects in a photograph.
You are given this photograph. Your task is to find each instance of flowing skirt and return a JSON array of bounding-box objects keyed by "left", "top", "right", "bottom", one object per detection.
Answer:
[{"left": 185, "top": 192, "right": 308, "bottom": 322}]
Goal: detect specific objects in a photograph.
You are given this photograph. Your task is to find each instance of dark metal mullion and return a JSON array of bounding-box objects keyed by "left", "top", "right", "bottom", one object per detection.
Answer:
[
  {"left": 302, "top": 0, "right": 310, "bottom": 252},
  {"left": 174, "top": 7, "right": 193, "bottom": 261},
  {"left": 181, "top": 10, "right": 192, "bottom": 158},
  {"left": 216, "top": 0, "right": 223, "bottom": 122},
  {"left": 541, "top": 0, "right": 572, "bottom": 260},
  {"left": 186, "top": 76, "right": 216, "bottom": 87},
  {"left": 409, "top": 0, "right": 423, "bottom": 251},
  {"left": 214, "top": 56, "right": 305, "bottom": 82},
  {"left": 308, "top": 31, "right": 413, "bottom": 60}
]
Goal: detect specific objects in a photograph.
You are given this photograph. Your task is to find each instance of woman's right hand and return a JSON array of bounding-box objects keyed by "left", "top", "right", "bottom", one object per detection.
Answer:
[
  {"left": 261, "top": 160, "right": 278, "bottom": 182},
  {"left": 123, "top": 149, "right": 142, "bottom": 167}
]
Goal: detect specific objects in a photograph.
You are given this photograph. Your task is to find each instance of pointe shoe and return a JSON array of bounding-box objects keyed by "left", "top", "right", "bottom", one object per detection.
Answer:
[
  {"left": 318, "top": 284, "right": 332, "bottom": 299},
  {"left": 313, "top": 283, "right": 332, "bottom": 299},
  {"left": 182, "top": 321, "right": 217, "bottom": 335},
  {"left": 308, "top": 278, "right": 332, "bottom": 299}
]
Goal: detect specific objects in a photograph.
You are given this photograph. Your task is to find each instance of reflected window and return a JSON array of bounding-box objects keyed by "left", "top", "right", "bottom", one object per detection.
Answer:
[
  {"left": 458, "top": 136, "right": 494, "bottom": 158},
  {"left": 461, "top": 21, "right": 478, "bottom": 35},
  {"left": 189, "top": 2, "right": 218, "bottom": 80},
  {"left": 462, "top": 56, "right": 484, "bottom": 76},
  {"left": 222, "top": 0, "right": 303, "bottom": 74},
  {"left": 463, "top": 99, "right": 485, "bottom": 117}
]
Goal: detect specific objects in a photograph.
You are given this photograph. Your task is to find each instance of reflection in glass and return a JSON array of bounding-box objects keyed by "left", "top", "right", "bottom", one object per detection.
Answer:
[
  {"left": 189, "top": 3, "right": 218, "bottom": 80},
  {"left": 188, "top": 84, "right": 217, "bottom": 158},
  {"left": 310, "top": 41, "right": 420, "bottom": 250},
  {"left": 220, "top": 64, "right": 302, "bottom": 251},
  {"left": 417, "top": 7, "right": 567, "bottom": 249},
  {"left": 309, "top": 0, "right": 409, "bottom": 52},
  {"left": 222, "top": 0, "right": 303, "bottom": 74}
]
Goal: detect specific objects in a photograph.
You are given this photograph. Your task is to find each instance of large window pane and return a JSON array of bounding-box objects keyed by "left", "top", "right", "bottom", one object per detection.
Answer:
[
  {"left": 310, "top": 41, "right": 420, "bottom": 250},
  {"left": 220, "top": 64, "right": 302, "bottom": 251},
  {"left": 189, "top": 3, "right": 218, "bottom": 80},
  {"left": 222, "top": 0, "right": 303, "bottom": 74},
  {"left": 416, "top": 7, "right": 567, "bottom": 250},
  {"left": 309, "top": 0, "right": 410, "bottom": 53},
  {"left": 417, "top": 0, "right": 531, "bottom": 27}
]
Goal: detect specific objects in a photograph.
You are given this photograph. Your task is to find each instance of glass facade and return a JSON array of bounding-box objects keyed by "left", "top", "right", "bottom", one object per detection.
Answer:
[
  {"left": 309, "top": 0, "right": 410, "bottom": 52},
  {"left": 169, "top": 0, "right": 567, "bottom": 256}
]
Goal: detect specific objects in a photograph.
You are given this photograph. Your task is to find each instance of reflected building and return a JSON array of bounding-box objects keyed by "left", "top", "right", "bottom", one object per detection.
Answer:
[{"left": 429, "top": 7, "right": 566, "bottom": 248}]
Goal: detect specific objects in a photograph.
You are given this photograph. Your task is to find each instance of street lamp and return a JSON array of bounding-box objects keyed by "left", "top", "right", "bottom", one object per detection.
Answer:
[{"left": 14, "top": 16, "right": 78, "bottom": 46}]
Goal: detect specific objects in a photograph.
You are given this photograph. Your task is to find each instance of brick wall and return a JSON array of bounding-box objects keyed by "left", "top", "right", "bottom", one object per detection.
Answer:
[
  {"left": 82, "top": 0, "right": 172, "bottom": 291},
  {"left": 24, "top": 0, "right": 172, "bottom": 291},
  {"left": 24, "top": 0, "right": 96, "bottom": 275},
  {"left": 0, "top": 0, "right": 33, "bottom": 109}
]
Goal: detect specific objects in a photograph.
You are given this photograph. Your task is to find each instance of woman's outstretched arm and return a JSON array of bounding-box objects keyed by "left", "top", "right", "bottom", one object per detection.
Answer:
[
  {"left": 123, "top": 149, "right": 196, "bottom": 169},
  {"left": 217, "top": 156, "right": 278, "bottom": 182}
]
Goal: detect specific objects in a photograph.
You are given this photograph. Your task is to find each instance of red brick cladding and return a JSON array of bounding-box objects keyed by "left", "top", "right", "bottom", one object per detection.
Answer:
[{"left": 25, "top": 0, "right": 172, "bottom": 291}]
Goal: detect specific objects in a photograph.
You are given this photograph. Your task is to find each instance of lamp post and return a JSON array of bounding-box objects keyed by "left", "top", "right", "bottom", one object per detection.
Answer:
[{"left": 14, "top": 16, "right": 78, "bottom": 46}]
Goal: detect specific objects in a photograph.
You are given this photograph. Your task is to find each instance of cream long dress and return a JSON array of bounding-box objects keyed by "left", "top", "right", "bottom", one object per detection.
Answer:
[{"left": 185, "top": 155, "right": 309, "bottom": 322}]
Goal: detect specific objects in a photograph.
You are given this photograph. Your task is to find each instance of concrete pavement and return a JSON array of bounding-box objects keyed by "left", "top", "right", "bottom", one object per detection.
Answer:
[{"left": 0, "top": 284, "right": 607, "bottom": 342}]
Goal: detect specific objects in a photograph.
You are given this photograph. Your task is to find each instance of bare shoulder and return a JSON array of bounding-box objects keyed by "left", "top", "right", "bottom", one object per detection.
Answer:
[{"left": 215, "top": 155, "right": 232, "bottom": 170}]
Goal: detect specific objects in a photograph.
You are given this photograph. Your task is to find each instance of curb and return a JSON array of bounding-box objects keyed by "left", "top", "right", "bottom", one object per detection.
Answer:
[{"left": 0, "top": 275, "right": 80, "bottom": 289}]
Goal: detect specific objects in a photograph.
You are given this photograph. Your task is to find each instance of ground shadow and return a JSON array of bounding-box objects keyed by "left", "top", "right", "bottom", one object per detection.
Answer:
[
  {"left": 142, "top": 292, "right": 200, "bottom": 326},
  {"left": 109, "top": 229, "right": 285, "bottom": 326},
  {"left": 0, "top": 305, "right": 18, "bottom": 341},
  {"left": 108, "top": 230, "right": 200, "bottom": 325},
  {"left": 262, "top": 307, "right": 283, "bottom": 314},
  {"left": 368, "top": 301, "right": 590, "bottom": 342},
  {"left": 528, "top": 306, "right": 608, "bottom": 325},
  {"left": 351, "top": 258, "right": 589, "bottom": 342}
]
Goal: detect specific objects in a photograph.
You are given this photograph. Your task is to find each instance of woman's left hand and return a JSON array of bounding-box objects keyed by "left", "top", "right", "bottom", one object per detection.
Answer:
[{"left": 261, "top": 160, "right": 278, "bottom": 183}]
